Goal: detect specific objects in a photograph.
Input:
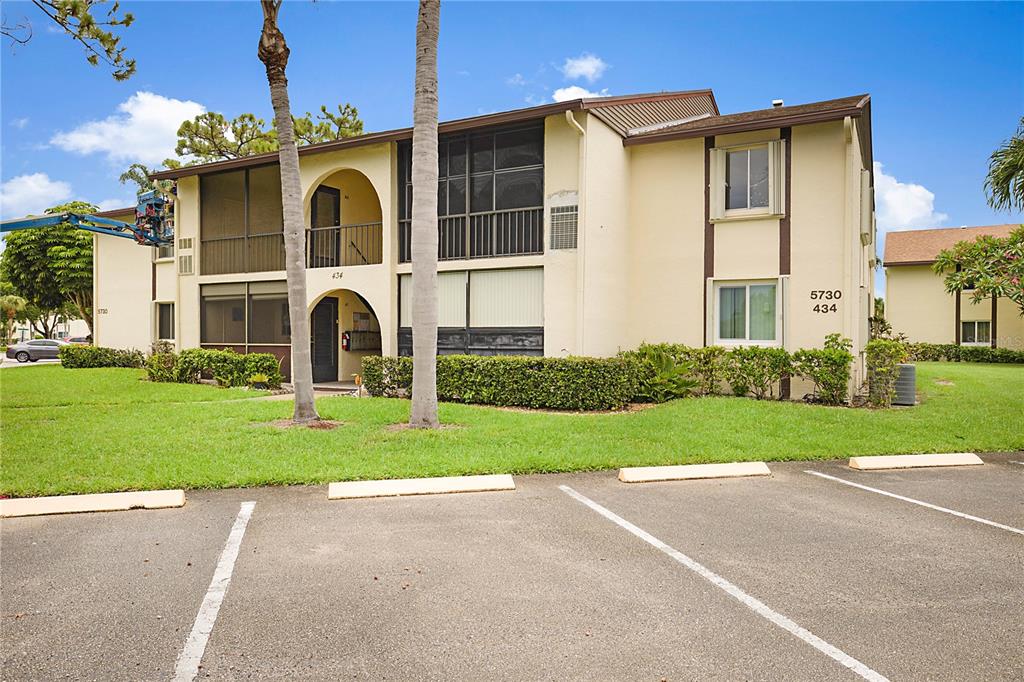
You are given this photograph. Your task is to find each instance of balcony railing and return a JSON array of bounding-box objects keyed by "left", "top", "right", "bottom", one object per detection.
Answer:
[
  {"left": 399, "top": 207, "right": 543, "bottom": 263},
  {"left": 308, "top": 222, "right": 383, "bottom": 268},
  {"left": 200, "top": 222, "right": 383, "bottom": 275}
]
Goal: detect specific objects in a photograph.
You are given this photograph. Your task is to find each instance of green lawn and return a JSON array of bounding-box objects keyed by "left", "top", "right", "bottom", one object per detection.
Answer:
[{"left": 2, "top": 363, "right": 1022, "bottom": 497}]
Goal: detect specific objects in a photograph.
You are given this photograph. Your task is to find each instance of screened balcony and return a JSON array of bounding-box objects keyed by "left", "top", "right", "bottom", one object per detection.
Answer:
[
  {"left": 397, "top": 122, "right": 544, "bottom": 263},
  {"left": 199, "top": 166, "right": 383, "bottom": 275}
]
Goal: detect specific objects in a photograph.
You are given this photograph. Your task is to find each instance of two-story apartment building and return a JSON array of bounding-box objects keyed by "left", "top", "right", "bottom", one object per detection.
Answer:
[
  {"left": 93, "top": 89, "right": 876, "bottom": 392},
  {"left": 885, "top": 224, "right": 1023, "bottom": 349}
]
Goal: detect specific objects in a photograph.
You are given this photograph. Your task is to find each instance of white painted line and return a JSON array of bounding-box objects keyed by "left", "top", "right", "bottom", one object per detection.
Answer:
[
  {"left": 848, "top": 453, "right": 982, "bottom": 471},
  {"left": 1010, "top": 461, "right": 1024, "bottom": 466},
  {"left": 558, "top": 485, "right": 888, "bottom": 682},
  {"left": 806, "top": 471, "right": 1024, "bottom": 536},
  {"left": 328, "top": 474, "right": 515, "bottom": 499},
  {"left": 0, "top": 489, "right": 185, "bottom": 518},
  {"left": 173, "top": 501, "right": 256, "bottom": 682},
  {"left": 619, "top": 461, "right": 770, "bottom": 483}
]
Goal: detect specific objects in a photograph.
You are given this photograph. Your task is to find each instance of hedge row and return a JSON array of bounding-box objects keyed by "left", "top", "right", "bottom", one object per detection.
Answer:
[
  {"left": 906, "top": 342, "right": 1024, "bottom": 364},
  {"left": 58, "top": 345, "right": 144, "bottom": 369},
  {"left": 620, "top": 335, "right": 855, "bottom": 405},
  {"left": 362, "top": 355, "right": 638, "bottom": 411},
  {"left": 147, "top": 348, "right": 283, "bottom": 388}
]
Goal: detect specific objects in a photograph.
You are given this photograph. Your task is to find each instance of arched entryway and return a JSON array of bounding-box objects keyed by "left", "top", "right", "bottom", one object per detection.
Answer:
[
  {"left": 305, "top": 169, "right": 383, "bottom": 269},
  {"left": 309, "top": 289, "right": 382, "bottom": 384}
]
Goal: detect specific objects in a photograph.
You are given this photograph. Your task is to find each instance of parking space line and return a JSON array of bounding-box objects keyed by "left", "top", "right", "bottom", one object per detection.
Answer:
[
  {"left": 172, "top": 501, "right": 256, "bottom": 682},
  {"left": 558, "top": 485, "right": 888, "bottom": 682},
  {"left": 805, "top": 471, "right": 1024, "bottom": 536}
]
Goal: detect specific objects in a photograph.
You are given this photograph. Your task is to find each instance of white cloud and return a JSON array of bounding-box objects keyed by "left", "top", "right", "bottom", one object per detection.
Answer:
[
  {"left": 0, "top": 173, "right": 72, "bottom": 219},
  {"left": 97, "top": 198, "right": 134, "bottom": 211},
  {"left": 560, "top": 53, "right": 608, "bottom": 83},
  {"left": 10, "top": 117, "right": 29, "bottom": 130},
  {"left": 874, "top": 161, "right": 948, "bottom": 233},
  {"left": 506, "top": 73, "right": 527, "bottom": 87},
  {"left": 552, "top": 85, "right": 609, "bottom": 102},
  {"left": 50, "top": 91, "right": 205, "bottom": 165}
]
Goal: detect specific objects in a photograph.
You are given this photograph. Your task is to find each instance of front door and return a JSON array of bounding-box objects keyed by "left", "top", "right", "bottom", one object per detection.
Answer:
[{"left": 310, "top": 297, "right": 338, "bottom": 383}]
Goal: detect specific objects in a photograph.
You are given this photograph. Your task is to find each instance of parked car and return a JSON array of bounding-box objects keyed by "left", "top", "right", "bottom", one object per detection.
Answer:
[
  {"left": 5, "top": 339, "right": 67, "bottom": 362},
  {"left": 66, "top": 336, "right": 92, "bottom": 345}
]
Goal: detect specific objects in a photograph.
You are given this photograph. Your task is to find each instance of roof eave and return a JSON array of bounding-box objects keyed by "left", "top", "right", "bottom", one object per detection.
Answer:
[{"left": 622, "top": 104, "right": 866, "bottom": 147}]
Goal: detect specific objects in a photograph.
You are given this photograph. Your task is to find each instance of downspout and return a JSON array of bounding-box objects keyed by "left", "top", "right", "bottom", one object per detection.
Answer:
[{"left": 565, "top": 109, "right": 587, "bottom": 355}]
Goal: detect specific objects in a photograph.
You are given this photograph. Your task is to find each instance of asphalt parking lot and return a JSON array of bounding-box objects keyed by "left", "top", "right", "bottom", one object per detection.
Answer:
[{"left": 2, "top": 454, "right": 1021, "bottom": 681}]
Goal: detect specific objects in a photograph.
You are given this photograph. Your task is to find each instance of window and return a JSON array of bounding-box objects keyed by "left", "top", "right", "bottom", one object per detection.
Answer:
[
  {"left": 726, "top": 147, "right": 769, "bottom": 210},
  {"left": 248, "top": 281, "right": 290, "bottom": 344},
  {"left": 715, "top": 280, "right": 779, "bottom": 344},
  {"left": 157, "top": 303, "right": 175, "bottom": 340},
  {"left": 710, "top": 141, "right": 785, "bottom": 219},
  {"left": 156, "top": 243, "right": 174, "bottom": 260},
  {"left": 961, "top": 320, "right": 990, "bottom": 345}
]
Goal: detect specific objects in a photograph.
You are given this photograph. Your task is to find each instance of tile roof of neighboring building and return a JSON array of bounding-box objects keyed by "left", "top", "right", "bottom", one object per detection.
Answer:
[
  {"left": 884, "top": 224, "right": 1021, "bottom": 265},
  {"left": 622, "top": 94, "right": 870, "bottom": 145},
  {"left": 94, "top": 206, "right": 135, "bottom": 218},
  {"left": 150, "top": 89, "right": 718, "bottom": 181}
]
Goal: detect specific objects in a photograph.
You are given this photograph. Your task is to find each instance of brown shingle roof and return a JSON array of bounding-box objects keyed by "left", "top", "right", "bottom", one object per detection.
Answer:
[
  {"left": 623, "top": 94, "right": 870, "bottom": 145},
  {"left": 884, "top": 224, "right": 1021, "bottom": 266},
  {"left": 150, "top": 90, "right": 717, "bottom": 181}
]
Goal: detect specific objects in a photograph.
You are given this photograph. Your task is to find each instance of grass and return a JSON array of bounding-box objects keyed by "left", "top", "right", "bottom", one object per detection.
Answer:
[{"left": 1, "top": 363, "right": 1022, "bottom": 497}]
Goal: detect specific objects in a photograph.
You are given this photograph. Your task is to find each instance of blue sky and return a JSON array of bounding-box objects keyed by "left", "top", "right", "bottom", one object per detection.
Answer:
[{"left": 1, "top": 1, "right": 1022, "bottom": 292}]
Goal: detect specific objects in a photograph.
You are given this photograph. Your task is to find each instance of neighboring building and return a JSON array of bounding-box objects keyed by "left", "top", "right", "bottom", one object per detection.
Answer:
[
  {"left": 11, "top": 316, "right": 89, "bottom": 342},
  {"left": 94, "top": 90, "right": 876, "bottom": 391},
  {"left": 885, "top": 224, "right": 1023, "bottom": 349}
]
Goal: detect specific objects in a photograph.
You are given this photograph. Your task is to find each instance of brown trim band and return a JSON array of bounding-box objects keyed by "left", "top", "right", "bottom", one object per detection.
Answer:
[
  {"left": 151, "top": 262, "right": 156, "bottom": 301},
  {"left": 780, "top": 127, "right": 792, "bottom": 276},
  {"left": 991, "top": 296, "right": 998, "bottom": 348},
  {"left": 954, "top": 266, "right": 962, "bottom": 345},
  {"left": 703, "top": 136, "right": 715, "bottom": 347}
]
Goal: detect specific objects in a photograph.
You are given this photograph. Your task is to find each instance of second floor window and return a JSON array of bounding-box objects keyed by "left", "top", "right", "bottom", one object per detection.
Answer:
[
  {"left": 200, "top": 165, "right": 284, "bottom": 274},
  {"left": 710, "top": 140, "right": 785, "bottom": 219}
]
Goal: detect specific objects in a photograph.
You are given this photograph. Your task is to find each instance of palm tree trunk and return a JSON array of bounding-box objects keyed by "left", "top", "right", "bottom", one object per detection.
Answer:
[
  {"left": 409, "top": 0, "right": 441, "bottom": 429},
  {"left": 258, "top": 0, "right": 318, "bottom": 422}
]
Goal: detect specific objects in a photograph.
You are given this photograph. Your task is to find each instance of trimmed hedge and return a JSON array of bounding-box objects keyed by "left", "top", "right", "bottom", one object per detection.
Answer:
[
  {"left": 362, "top": 354, "right": 638, "bottom": 411},
  {"left": 906, "top": 342, "right": 1024, "bottom": 364},
  {"left": 59, "top": 345, "right": 144, "bottom": 369},
  {"left": 167, "top": 348, "right": 283, "bottom": 388}
]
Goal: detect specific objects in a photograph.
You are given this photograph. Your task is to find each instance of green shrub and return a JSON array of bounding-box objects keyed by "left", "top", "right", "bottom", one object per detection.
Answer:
[
  {"left": 59, "top": 345, "right": 144, "bottom": 369},
  {"left": 173, "top": 348, "right": 281, "bottom": 388},
  {"left": 866, "top": 338, "right": 910, "bottom": 407},
  {"left": 724, "top": 346, "right": 792, "bottom": 399},
  {"left": 792, "top": 334, "right": 854, "bottom": 405},
  {"left": 362, "top": 354, "right": 638, "bottom": 411},
  {"left": 618, "top": 344, "right": 697, "bottom": 403},
  {"left": 686, "top": 346, "right": 728, "bottom": 395},
  {"left": 906, "top": 342, "right": 1024, "bottom": 364},
  {"left": 145, "top": 351, "right": 178, "bottom": 382}
]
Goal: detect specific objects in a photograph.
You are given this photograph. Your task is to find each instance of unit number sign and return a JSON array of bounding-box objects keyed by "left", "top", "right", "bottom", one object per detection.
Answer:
[{"left": 810, "top": 290, "right": 841, "bottom": 314}]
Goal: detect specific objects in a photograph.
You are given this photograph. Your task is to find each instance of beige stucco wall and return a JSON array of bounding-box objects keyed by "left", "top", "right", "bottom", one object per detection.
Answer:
[
  {"left": 542, "top": 112, "right": 581, "bottom": 356},
  {"left": 886, "top": 265, "right": 954, "bottom": 343},
  {"left": 626, "top": 138, "right": 705, "bottom": 348},
  {"left": 93, "top": 226, "right": 152, "bottom": 351}
]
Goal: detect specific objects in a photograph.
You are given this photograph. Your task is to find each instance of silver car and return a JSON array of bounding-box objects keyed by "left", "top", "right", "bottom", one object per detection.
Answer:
[{"left": 5, "top": 339, "right": 67, "bottom": 363}]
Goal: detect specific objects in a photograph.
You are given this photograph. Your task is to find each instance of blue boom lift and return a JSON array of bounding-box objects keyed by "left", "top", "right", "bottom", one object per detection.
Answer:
[{"left": 0, "top": 191, "right": 174, "bottom": 247}]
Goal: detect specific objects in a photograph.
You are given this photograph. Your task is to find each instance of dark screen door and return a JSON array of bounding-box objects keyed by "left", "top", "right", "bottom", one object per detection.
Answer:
[{"left": 310, "top": 297, "right": 338, "bottom": 383}]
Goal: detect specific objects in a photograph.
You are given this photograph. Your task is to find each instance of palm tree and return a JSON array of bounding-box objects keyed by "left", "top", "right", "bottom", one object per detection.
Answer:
[
  {"left": 409, "top": 0, "right": 441, "bottom": 429},
  {"left": 1, "top": 294, "right": 27, "bottom": 344},
  {"left": 985, "top": 116, "right": 1024, "bottom": 212},
  {"left": 257, "top": 0, "right": 318, "bottom": 423}
]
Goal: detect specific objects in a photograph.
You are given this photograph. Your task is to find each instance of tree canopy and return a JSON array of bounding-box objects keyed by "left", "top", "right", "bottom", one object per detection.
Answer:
[
  {"left": 1, "top": 0, "right": 135, "bottom": 80},
  {"left": 934, "top": 226, "right": 1024, "bottom": 315},
  {"left": 0, "top": 201, "right": 98, "bottom": 335},
  {"left": 985, "top": 117, "right": 1024, "bottom": 213},
  {"left": 169, "top": 104, "right": 364, "bottom": 164}
]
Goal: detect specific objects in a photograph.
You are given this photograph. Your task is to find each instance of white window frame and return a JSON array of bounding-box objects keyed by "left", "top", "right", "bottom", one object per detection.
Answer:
[
  {"left": 960, "top": 320, "right": 990, "bottom": 346},
  {"left": 712, "top": 278, "right": 783, "bottom": 347},
  {"left": 154, "top": 243, "right": 174, "bottom": 262},
  {"left": 710, "top": 140, "right": 785, "bottom": 221}
]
